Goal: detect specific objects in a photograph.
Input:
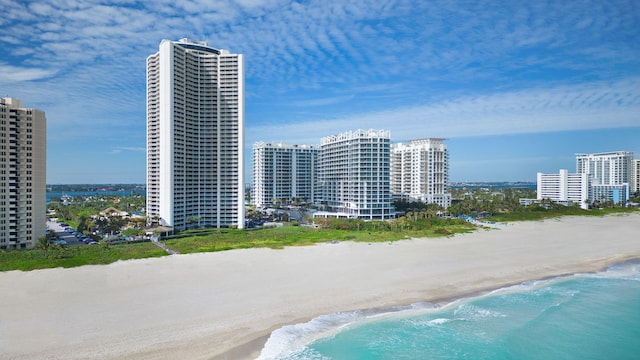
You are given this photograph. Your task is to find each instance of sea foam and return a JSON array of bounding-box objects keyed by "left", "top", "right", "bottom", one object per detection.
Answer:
[
  {"left": 258, "top": 260, "right": 640, "bottom": 359},
  {"left": 256, "top": 302, "right": 436, "bottom": 360}
]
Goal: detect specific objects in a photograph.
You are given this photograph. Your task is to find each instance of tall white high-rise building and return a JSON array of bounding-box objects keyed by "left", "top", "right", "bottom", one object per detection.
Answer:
[
  {"left": 576, "top": 151, "right": 633, "bottom": 186},
  {"left": 632, "top": 159, "right": 640, "bottom": 195},
  {"left": 391, "top": 138, "right": 451, "bottom": 208},
  {"left": 252, "top": 142, "right": 318, "bottom": 208},
  {"left": 317, "top": 129, "right": 395, "bottom": 220},
  {"left": 576, "top": 151, "right": 633, "bottom": 204},
  {"left": 0, "top": 98, "right": 46, "bottom": 249},
  {"left": 146, "top": 39, "right": 244, "bottom": 230},
  {"left": 536, "top": 169, "right": 589, "bottom": 209}
]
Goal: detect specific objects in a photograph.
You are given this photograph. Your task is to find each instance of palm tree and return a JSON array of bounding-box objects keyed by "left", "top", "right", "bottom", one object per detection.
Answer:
[
  {"left": 37, "top": 236, "right": 50, "bottom": 250},
  {"left": 186, "top": 216, "right": 201, "bottom": 229}
]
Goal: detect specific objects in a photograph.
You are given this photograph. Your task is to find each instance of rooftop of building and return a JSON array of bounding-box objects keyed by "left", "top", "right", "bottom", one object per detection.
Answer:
[
  {"left": 320, "top": 129, "right": 391, "bottom": 145},
  {"left": 166, "top": 38, "right": 229, "bottom": 55},
  {"left": 253, "top": 141, "right": 317, "bottom": 150},
  {"left": 575, "top": 151, "right": 634, "bottom": 157}
]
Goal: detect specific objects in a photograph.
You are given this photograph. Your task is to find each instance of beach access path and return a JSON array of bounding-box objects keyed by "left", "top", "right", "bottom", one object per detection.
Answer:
[{"left": 1, "top": 213, "right": 639, "bottom": 359}]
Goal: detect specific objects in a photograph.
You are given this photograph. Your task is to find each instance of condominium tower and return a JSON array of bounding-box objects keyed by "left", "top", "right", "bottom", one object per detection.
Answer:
[
  {"left": 632, "top": 159, "right": 640, "bottom": 195},
  {"left": 536, "top": 170, "right": 589, "bottom": 209},
  {"left": 0, "top": 98, "right": 46, "bottom": 249},
  {"left": 576, "top": 151, "right": 633, "bottom": 185},
  {"left": 576, "top": 151, "right": 633, "bottom": 204},
  {"left": 252, "top": 142, "right": 317, "bottom": 207},
  {"left": 146, "top": 39, "right": 244, "bottom": 230},
  {"left": 391, "top": 138, "right": 451, "bottom": 208},
  {"left": 317, "top": 129, "right": 395, "bottom": 220}
]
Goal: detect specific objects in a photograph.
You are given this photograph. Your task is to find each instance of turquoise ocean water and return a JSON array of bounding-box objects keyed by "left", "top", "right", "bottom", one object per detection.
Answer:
[{"left": 259, "top": 261, "right": 640, "bottom": 359}]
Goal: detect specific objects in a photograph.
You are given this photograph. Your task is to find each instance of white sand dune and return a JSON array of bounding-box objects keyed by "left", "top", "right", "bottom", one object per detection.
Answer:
[{"left": 1, "top": 213, "right": 639, "bottom": 359}]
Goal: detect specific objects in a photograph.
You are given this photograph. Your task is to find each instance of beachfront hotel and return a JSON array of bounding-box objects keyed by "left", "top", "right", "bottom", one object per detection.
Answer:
[
  {"left": 252, "top": 142, "right": 318, "bottom": 208},
  {"left": 576, "top": 151, "right": 633, "bottom": 205},
  {"left": 146, "top": 39, "right": 245, "bottom": 230},
  {"left": 0, "top": 98, "right": 46, "bottom": 249},
  {"left": 632, "top": 159, "right": 640, "bottom": 195},
  {"left": 316, "top": 129, "right": 395, "bottom": 220},
  {"left": 576, "top": 151, "right": 633, "bottom": 185},
  {"left": 535, "top": 170, "right": 590, "bottom": 209},
  {"left": 391, "top": 138, "right": 451, "bottom": 208}
]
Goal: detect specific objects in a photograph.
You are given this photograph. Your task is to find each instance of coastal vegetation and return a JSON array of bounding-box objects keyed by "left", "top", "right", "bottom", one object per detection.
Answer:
[
  {"left": 163, "top": 216, "right": 476, "bottom": 254},
  {"left": 1, "top": 186, "right": 636, "bottom": 272},
  {"left": 485, "top": 205, "right": 638, "bottom": 222},
  {"left": 48, "top": 193, "right": 146, "bottom": 238},
  {"left": 0, "top": 215, "right": 476, "bottom": 271},
  {"left": 0, "top": 242, "right": 166, "bottom": 272},
  {"left": 447, "top": 186, "right": 639, "bottom": 222}
]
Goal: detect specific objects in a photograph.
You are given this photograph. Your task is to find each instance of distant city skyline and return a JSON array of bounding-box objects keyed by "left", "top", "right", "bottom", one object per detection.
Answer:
[{"left": 1, "top": 1, "right": 639, "bottom": 184}]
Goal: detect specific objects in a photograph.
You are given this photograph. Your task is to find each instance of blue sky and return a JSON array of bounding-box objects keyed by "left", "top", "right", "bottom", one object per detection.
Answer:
[{"left": 1, "top": 0, "right": 639, "bottom": 184}]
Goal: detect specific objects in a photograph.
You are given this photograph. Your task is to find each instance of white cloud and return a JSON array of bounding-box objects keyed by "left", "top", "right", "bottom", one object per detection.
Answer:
[
  {"left": 0, "top": 64, "right": 57, "bottom": 81},
  {"left": 246, "top": 78, "right": 640, "bottom": 145},
  {"left": 110, "top": 147, "right": 146, "bottom": 154},
  {"left": 1, "top": 0, "right": 638, "bottom": 183}
]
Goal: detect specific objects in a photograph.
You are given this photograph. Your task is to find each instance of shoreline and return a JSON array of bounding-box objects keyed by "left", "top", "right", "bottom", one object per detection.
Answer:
[
  {"left": 1, "top": 213, "right": 639, "bottom": 360},
  {"left": 235, "top": 255, "right": 640, "bottom": 360}
]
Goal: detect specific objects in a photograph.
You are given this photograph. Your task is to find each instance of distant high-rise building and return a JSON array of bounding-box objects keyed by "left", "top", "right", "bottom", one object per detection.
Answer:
[
  {"left": 0, "top": 98, "right": 46, "bottom": 249},
  {"left": 317, "top": 129, "right": 395, "bottom": 220},
  {"left": 576, "top": 151, "right": 633, "bottom": 205},
  {"left": 536, "top": 170, "right": 589, "bottom": 209},
  {"left": 252, "top": 142, "right": 318, "bottom": 208},
  {"left": 146, "top": 39, "right": 244, "bottom": 230},
  {"left": 576, "top": 151, "right": 633, "bottom": 186},
  {"left": 391, "top": 138, "right": 451, "bottom": 208},
  {"left": 632, "top": 159, "right": 640, "bottom": 195}
]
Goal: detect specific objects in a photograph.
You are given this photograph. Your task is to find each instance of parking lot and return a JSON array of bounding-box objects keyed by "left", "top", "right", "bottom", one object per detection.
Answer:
[{"left": 46, "top": 220, "right": 98, "bottom": 245}]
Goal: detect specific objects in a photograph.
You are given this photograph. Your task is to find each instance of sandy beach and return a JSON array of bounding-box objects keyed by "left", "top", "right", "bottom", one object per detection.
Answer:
[{"left": 1, "top": 213, "right": 639, "bottom": 359}]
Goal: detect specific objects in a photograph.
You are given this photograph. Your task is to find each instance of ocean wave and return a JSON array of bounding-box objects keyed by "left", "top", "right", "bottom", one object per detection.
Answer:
[
  {"left": 453, "top": 304, "right": 506, "bottom": 320},
  {"left": 256, "top": 302, "right": 437, "bottom": 360},
  {"left": 428, "top": 318, "right": 450, "bottom": 326},
  {"left": 258, "top": 262, "right": 640, "bottom": 359},
  {"left": 582, "top": 260, "right": 640, "bottom": 281}
]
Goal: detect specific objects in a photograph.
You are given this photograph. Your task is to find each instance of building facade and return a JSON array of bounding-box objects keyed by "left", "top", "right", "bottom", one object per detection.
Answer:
[
  {"left": 252, "top": 142, "right": 318, "bottom": 207},
  {"left": 576, "top": 151, "right": 633, "bottom": 204},
  {"left": 317, "top": 129, "right": 395, "bottom": 220},
  {"left": 536, "top": 169, "right": 589, "bottom": 209},
  {"left": 632, "top": 159, "right": 640, "bottom": 195},
  {"left": 576, "top": 151, "right": 633, "bottom": 186},
  {"left": 146, "top": 39, "right": 244, "bottom": 230},
  {"left": 391, "top": 138, "right": 451, "bottom": 208},
  {"left": 0, "top": 98, "right": 46, "bottom": 249}
]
